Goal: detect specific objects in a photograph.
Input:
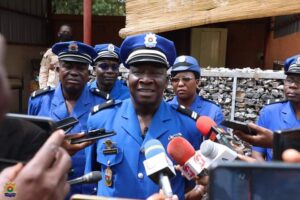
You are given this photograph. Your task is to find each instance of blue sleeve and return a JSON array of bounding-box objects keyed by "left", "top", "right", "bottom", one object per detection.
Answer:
[
  {"left": 28, "top": 97, "right": 40, "bottom": 115},
  {"left": 252, "top": 107, "right": 268, "bottom": 154},
  {"left": 214, "top": 106, "right": 225, "bottom": 127}
]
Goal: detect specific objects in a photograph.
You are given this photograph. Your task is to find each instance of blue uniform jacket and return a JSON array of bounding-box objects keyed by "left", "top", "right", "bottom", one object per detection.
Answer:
[
  {"left": 88, "top": 79, "right": 130, "bottom": 104},
  {"left": 28, "top": 84, "right": 97, "bottom": 197},
  {"left": 168, "top": 95, "right": 224, "bottom": 126},
  {"left": 85, "top": 99, "right": 202, "bottom": 199},
  {"left": 252, "top": 101, "right": 300, "bottom": 161}
]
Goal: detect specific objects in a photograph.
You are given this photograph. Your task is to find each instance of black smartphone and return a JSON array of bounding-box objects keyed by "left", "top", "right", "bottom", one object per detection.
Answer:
[
  {"left": 70, "top": 129, "right": 116, "bottom": 144},
  {"left": 53, "top": 117, "right": 79, "bottom": 134},
  {"left": 273, "top": 127, "right": 300, "bottom": 161},
  {"left": 221, "top": 120, "right": 257, "bottom": 135},
  {"left": 6, "top": 113, "right": 55, "bottom": 134},
  {"left": 209, "top": 161, "right": 300, "bottom": 200}
]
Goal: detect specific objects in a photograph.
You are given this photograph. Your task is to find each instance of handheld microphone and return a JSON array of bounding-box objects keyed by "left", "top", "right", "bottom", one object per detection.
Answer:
[
  {"left": 68, "top": 171, "right": 102, "bottom": 185},
  {"left": 143, "top": 139, "right": 175, "bottom": 198},
  {"left": 167, "top": 137, "right": 209, "bottom": 180},
  {"left": 196, "top": 116, "right": 233, "bottom": 149},
  {"left": 200, "top": 140, "right": 237, "bottom": 169}
]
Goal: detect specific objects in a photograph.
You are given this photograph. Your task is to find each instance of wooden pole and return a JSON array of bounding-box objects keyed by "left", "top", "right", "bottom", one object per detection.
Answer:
[{"left": 83, "top": 0, "right": 92, "bottom": 44}]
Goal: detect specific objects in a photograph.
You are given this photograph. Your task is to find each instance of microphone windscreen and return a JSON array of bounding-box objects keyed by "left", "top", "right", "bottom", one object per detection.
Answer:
[
  {"left": 144, "top": 139, "right": 165, "bottom": 159},
  {"left": 196, "top": 116, "right": 217, "bottom": 136},
  {"left": 167, "top": 137, "right": 195, "bottom": 166},
  {"left": 88, "top": 171, "right": 102, "bottom": 183}
]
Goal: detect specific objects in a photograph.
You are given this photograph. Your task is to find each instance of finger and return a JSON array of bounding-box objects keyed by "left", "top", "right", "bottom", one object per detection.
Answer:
[
  {"left": 237, "top": 154, "right": 258, "bottom": 163},
  {"left": 0, "top": 163, "right": 23, "bottom": 184},
  {"left": 64, "top": 132, "right": 85, "bottom": 140},
  {"left": 50, "top": 147, "right": 72, "bottom": 177},
  {"left": 282, "top": 149, "right": 300, "bottom": 163},
  {"left": 71, "top": 141, "right": 94, "bottom": 151},
  {"left": 25, "top": 130, "right": 65, "bottom": 170}
]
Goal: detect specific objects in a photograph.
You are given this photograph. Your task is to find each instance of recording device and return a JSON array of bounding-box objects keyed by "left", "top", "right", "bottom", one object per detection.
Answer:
[
  {"left": 143, "top": 139, "right": 175, "bottom": 198},
  {"left": 53, "top": 117, "right": 79, "bottom": 134},
  {"left": 273, "top": 127, "right": 300, "bottom": 160},
  {"left": 167, "top": 136, "right": 208, "bottom": 180},
  {"left": 209, "top": 162, "right": 300, "bottom": 200},
  {"left": 70, "top": 129, "right": 116, "bottom": 144},
  {"left": 68, "top": 171, "right": 102, "bottom": 185},
  {"left": 221, "top": 119, "right": 257, "bottom": 135},
  {"left": 6, "top": 113, "right": 55, "bottom": 134},
  {"left": 196, "top": 116, "right": 234, "bottom": 150}
]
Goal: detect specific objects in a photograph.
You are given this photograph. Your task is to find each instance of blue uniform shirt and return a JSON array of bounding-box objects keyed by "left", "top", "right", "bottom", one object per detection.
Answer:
[
  {"left": 28, "top": 84, "right": 97, "bottom": 197},
  {"left": 252, "top": 101, "right": 300, "bottom": 161},
  {"left": 88, "top": 79, "right": 130, "bottom": 104},
  {"left": 85, "top": 99, "right": 202, "bottom": 199},
  {"left": 168, "top": 95, "right": 224, "bottom": 126}
]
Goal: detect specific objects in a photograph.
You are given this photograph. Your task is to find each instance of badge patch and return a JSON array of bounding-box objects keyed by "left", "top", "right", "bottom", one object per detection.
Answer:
[
  {"left": 144, "top": 33, "right": 157, "bottom": 48},
  {"left": 68, "top": 42, "right": 78, "bottom": 52},
  {"left": 108, "top": 44, "right": 115, "bottom": 52},
  {"left": 104, "top": 166, "right": 113, "bottom": 187}
]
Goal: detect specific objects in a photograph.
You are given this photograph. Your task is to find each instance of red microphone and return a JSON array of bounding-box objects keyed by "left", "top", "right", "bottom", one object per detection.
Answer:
[
  {"left": 196, "top": 116, "right": 233, "bottom": 149},
  {"left": 167, "top": 137, "right": 208, "bottom": 180}
]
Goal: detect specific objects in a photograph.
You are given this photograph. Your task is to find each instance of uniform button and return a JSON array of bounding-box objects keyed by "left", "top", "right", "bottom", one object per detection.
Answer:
[
  {"left": 138, "top": 172, "right": 144, "bottom": 179},
  {"left": 93, "top": 187, "right": 97, "bottom": 191}
]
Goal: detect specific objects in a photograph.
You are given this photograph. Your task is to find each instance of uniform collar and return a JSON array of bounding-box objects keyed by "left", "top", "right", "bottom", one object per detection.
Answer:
[{"left": 281, "top": 101, "right": 299, "bottom": 126}]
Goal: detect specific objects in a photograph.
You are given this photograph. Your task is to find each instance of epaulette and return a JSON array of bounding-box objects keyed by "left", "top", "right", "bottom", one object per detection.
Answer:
[
  {"left": 91, "top": 99, "right": 120, "bottom": 115},
  {"left": 91, "top": 88, "right": 111, "bottom": 100},
  {"left": 31, "top": 86, "right": 54, "bottom": 98},
  {"left": 202, "top": 97, "right": 220, "bottom": 107},
  {"left": 266, "top": 99, "right": 287, "bottom": 105},
  {"left": 172, "top": 104, "right": 200, "bottom": 121}
]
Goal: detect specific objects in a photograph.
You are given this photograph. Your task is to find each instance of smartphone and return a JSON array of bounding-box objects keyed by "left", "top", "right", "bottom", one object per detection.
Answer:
[
  {"left": 209, "top": 161, "right": 300, "bottom": 200},
  {"left": 6, "top": 113, "right": 55, "bottom": 134},
  {"left": 221, "top": 120, "right": 257, "bottom": 135},
  {"left": 53, "top": 117, "right": 79, "bottom": 134},
  {"left": 273, "top": 127, "right": 300, "bottom": 161},
  {"left": 70, "top": 129, "right": 116, "bottom": 144}
]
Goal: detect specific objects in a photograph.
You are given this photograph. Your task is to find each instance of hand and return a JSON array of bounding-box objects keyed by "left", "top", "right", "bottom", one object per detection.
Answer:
[
  {"left": 147, "top": 189, "right": 178, "bottom": 200},
  {"left": 63, "top": 132, "right": 94, "bottom": 156},
  {"left": 282, "top": 149, "right": 300, "bottom": 163},
  {"left": 185, "top": 184, "right": 207, "bottom": 200},
  {"left": 233, "top": 123, "right": 273, "bottom": 148},
  {"left": 0, "top": 130, "right": 71, "bottom": 200},
  {"left": 0, "top": 163, "right": 23, "bottom": 190}
]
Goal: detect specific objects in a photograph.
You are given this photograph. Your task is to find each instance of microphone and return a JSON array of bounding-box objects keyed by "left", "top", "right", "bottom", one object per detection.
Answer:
[
  {"left": 196, "top": 116, "right": 233, "bottom": 149},
  {"left": 68, "top": 171, "right": 102, "bottom": 185},
  {"left": 143, "top": 139, "right": 176, "bottom": 198},
  {"left": 200, "top": 140, "right": 237, "bottom": 169},
  {"left": 167, "top": 137, "right": 209, "bottom": 180}
]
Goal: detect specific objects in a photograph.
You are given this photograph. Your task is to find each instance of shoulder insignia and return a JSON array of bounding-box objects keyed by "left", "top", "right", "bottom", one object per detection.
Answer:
[
  {"left": 202, "top": 97, "right": 220, "bottom": 107},
  {"left": 266, "top": 99, "right": 287, "bottom": 105},
  {"left": 91, "top": 99, "right": 120, "bottom": 115},
  {"left": 91, "top": 88, "right": 111, "bottom": 100},
  {"left": 172, "top": 104, "right": 200, "bottom": 121},
  {"left": 31, "top": 86, "right": 54, "bottom": 98}
]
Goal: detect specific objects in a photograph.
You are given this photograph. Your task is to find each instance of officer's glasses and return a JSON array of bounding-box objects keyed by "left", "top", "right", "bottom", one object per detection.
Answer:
[
  {"left": 284, "top": 78, "right": 300, "bottom": 86},
  {"left": 170, "top": 77, "right": 195, "bottom": 83},
  {"left": 97, "top": 63, "right": 119, "bottom": 71}
]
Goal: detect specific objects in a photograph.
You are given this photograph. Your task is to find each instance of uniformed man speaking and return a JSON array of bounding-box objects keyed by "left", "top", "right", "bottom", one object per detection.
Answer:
[{"left": 85, "top": 33, "right": 202, "bottom": 199}]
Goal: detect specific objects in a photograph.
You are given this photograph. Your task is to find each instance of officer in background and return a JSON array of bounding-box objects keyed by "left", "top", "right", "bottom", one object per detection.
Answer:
[
  {"left": 28, "top": 41, "right": 98, "bottom": 197},
  {"left": 252, "top": 54, "right": 300, "bottom": 161},
  {"left": 89, "top": 43, "right": 130, "bottom": 103},
  {"left": 39, "top": 24, "right": 72, "bottom": 89},
  {"left": 85, "top": 33, "right": 202, "bottom": 199},
  {"left": 168, "top": 55, "right": 224, "bottom": 125}
]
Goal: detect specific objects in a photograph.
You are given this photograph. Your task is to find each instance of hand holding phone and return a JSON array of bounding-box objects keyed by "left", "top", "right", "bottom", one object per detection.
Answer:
[
  {"left": 70, "top": 129, "right": 116, "bottom": 144},
  {"left": 221, "top": 120, "right": 257, "bottom": 135}
]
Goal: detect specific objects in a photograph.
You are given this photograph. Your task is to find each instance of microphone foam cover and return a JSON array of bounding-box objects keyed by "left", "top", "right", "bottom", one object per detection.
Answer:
[
  {"left": 167, "top": 137, "right": 195, "bottom": 166},
  {"left": 196, "top": 116, "right": 217, "bottom": 136},
  {"left": 144, "top": 139, "right": 165, "bottom": 159}
]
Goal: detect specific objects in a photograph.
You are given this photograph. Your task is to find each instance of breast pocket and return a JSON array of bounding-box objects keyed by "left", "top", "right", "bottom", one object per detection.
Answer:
[{"left": 96, "top": 142, "right": 123, "bottom": 188}]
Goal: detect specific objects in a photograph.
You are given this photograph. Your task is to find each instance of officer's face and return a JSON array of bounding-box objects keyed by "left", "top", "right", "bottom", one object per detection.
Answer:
[
  {"left": 171, "top": 71, "right": 199, "bottom": 100},
  {"left": 128, "top": 63, "right": 167, "bottom": 106},
  {"left": 94, "top": 59, "right": 119, "bottom": 91},
  {"left": 0, "top": 35, "right": 11, "bottom": 120},
  {"left": 284, "top": 75, "right": 300, "bottom": 103},
  {"left": 58, "top": 61, "right": 89, "bottom": 95}
]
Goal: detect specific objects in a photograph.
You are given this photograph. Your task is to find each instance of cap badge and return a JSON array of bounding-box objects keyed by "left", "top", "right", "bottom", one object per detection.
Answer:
[
  {"left": 296, "top": 56, "right": 300, "bottom": 66},
  {"left": 144, "top": 33, "right": 157, "bottom": 48},
  {"left": 178, "top": 56, "right": 186, "bottom": 63},
  {"left": 108, "top": 44, "right": 115, "bottom": 53},
  {"left": 68, "top": 42, "right": 78, "bottom": 52}
]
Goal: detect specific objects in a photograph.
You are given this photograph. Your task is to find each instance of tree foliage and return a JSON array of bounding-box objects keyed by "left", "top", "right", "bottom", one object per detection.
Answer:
[{"left": 52, "top": 0, "right": 125, "bottom": 16}]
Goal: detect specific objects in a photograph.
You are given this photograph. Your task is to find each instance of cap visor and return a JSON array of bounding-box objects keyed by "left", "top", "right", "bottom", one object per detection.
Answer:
[
  {"left": 60, "top": 57, "right": 90, "bottom": 64},
  {"left": 127, "top": 56, "right": 167, "bottom": 67}
]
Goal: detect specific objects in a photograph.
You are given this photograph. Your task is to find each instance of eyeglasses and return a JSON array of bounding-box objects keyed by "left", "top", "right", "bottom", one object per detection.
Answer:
[
  {"left": 284, "top": 78, "right": 300, "bottom": 86},
  {"left": 96, "top": 63, "right": 119, "bottom": 71},
  {"left": 170, "top": 77, "right": 195, "bottom": 83}
]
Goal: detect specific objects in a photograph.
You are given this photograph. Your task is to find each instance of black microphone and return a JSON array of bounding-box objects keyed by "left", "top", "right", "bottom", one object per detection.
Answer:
[{"left": 68, "top": 171, "right": 102, "bottom": 185}]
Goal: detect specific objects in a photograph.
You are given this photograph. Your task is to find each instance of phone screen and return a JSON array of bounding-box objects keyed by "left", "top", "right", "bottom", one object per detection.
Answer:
[
  {"left": 221, "top": 120, "right": 257, "bottom": 135},
  {"left": 209, "top": 162, "right": 300, "bottom": 200}
]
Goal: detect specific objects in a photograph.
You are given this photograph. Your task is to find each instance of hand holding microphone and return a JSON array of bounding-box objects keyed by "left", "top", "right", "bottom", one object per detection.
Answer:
[{"left": 68, "top": 171, "right": 102, "bottom": 185}]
